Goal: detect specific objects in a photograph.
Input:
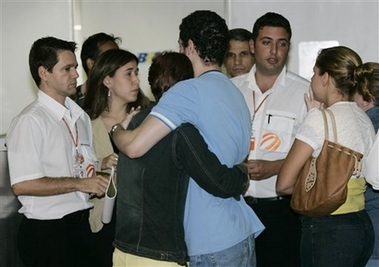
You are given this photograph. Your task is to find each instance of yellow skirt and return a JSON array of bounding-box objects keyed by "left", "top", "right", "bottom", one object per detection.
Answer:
[{"left": 113, "top": 248, "right": 184, "bottom": 267}]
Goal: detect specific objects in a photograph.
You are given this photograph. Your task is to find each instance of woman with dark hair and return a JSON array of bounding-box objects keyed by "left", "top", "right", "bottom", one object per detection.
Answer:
[
  {"left": 354, "top": 62, "right": 379, "bottom": 267},
  {"left": 277, "top": 46, "right": 375, "bottom": 267},
  {"left": 82, "top": 49, "right": 150, "bottom": 267},
  {"left": 148, "top": 51, "right": 194, "bottom": 100}
]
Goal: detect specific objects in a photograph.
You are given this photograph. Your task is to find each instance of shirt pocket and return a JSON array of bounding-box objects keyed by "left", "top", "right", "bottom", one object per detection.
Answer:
[
  {"left": 78, "top": 143, "right": 98, "bottom": 177},
  {"left": 260, "top": 110, "right": 296, "bottom": 153}
]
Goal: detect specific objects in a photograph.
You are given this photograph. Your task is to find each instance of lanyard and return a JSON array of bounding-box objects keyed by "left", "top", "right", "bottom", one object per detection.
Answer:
[
  {"left": 252, "top": 91, "right": 270, "bottom": 123},
  {"left": 62, "top": 118, "right": 87, "bottom": 178},
  {"left": 62, "top": 118, "right": 79, "bottom": 150},
  {"left": 250, "top": 91, "right": 270, "bottom": 153}
]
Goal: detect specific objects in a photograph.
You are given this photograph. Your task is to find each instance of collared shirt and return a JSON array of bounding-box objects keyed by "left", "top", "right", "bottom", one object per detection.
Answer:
[
  {"left": 150, "top": 70, "right": 264, "bottom": 256},
  {"left": 232, "top": 65, "right": 310, "bottom": 197},
  {"left": 6, "top": 91, "right": 96, "bottom": 219}
]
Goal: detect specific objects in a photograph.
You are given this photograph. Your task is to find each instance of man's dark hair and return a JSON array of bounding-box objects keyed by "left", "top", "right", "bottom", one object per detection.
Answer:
[
  {"left": 80, "top": 32, "right": 121, "bottom": 75},
  {"left": 252, "top": 12, "right": 292, "bottom": 42},
  {"left": 179, "top": 10, "right": 229, "bottom": 66},
  {"left": 229, "top": 28, "right": 253, "bottom": 42},
  {"left": 29, "top": 36, "right": 77, "bottom": 86}
]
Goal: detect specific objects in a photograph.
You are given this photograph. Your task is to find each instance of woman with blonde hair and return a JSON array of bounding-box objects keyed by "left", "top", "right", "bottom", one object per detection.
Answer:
[{"left": 277, "top": 46, "right": 375, "bottom": 267}]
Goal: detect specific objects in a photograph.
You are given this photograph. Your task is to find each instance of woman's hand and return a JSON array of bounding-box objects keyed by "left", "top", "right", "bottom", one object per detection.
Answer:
[
  {"left": 305, "top": 88, "right": 323, "bottom": 111},
  {"left": 120, "top": 106, "right": 141, "bottom": 130},
  {"left": 101, "top": 153, "right": 118, "bottom": 170}
]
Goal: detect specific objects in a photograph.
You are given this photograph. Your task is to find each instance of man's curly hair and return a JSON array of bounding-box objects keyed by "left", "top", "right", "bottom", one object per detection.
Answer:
[{"left": 179, "top": 10, "right": 229, "bottom": 66}]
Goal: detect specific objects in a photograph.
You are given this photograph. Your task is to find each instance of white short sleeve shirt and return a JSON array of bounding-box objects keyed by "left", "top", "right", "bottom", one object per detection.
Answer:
[
  {"left": 232, "top": 66, "right": 310, "bottom": 197},
  {"left": 6, "top": 91, "right": 96, "bottom": 219}
]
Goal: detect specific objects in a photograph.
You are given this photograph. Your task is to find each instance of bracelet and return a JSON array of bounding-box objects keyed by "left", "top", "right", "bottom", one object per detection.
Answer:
[{"left": 109, "top": 123, "right": 123, "bottom": 139}]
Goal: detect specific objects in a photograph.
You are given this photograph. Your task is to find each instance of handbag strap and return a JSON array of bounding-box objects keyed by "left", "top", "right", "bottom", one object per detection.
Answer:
[
  {"left": 320, "top": 109, "right": 338, "bottom": 142},
  {"left": 321, "top": 108, "right": 363, "bottom": 176}
]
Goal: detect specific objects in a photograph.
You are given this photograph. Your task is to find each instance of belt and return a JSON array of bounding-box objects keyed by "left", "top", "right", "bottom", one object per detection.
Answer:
[
  {"left": 244, "top": 195, "right": 290, "bottom": 205},
  {"left": 62, "top": 208, "right": 90, "bottom": 222},
  {"left": 24, "top": 209, "right": 90, "bottom": 223}
]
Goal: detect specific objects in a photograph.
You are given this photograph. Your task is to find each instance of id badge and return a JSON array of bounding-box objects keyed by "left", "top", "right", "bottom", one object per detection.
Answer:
[
  {"left": 73, "top": 151, "right": 85, "bottom": 178},
  {"left": 73, "top": 163, "right": 86, "bottom": 178},
  {"left": 249, "top": 124, "right": 256, "bottom": 159},
  {"left": 250, "top": 136, "right": 255, "bottom": 151},
  {"left": 250, "top": 126, "right": 256, "bottom": 152}
]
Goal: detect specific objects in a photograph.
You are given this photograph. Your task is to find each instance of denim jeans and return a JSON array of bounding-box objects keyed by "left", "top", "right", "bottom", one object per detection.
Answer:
[
  {"left": 366, "top": 259, "right": 379, "bottom": 267},
  {"left": 189, "top": 234, "right": 256, "bottom": 267},
  {"left": 300, "top": 210, "right": 374, "bottom": 267},
  {"left": 365, "top": 185, "right": 379, "bottom": 261}
]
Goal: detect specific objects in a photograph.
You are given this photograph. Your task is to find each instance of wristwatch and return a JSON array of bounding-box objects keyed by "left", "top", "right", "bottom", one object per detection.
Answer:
[{"left": 109, "top": 123, "right": 123, "bottom": 139}]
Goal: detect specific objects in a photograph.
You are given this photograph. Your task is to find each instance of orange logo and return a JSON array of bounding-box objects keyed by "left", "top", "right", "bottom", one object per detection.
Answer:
[
  {"left": 260, "top": 132, "right": 281, "bottom": 151},
  {"left": 86, "top": 164, "right": 95, "bottom": 177}
]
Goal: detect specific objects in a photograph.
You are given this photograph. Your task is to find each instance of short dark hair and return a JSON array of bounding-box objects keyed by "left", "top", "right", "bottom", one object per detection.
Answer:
[
  {"left": 148, "top": 51, "right": 194, "bottom": 101},
  {"left": 179, "top": 10, "right": 229, "bottom": 66},
  {"left": 80, "top": 32, "right": 121, "bottom": 75},
  {"left": 252, "top": 12, "right": 292, "bottom": 42},
  {"left": 29, "top": 36, "right": 77, "bottom": 86},
  {"left": 229, "top": 28, "right": 253, "bottom": 42}
]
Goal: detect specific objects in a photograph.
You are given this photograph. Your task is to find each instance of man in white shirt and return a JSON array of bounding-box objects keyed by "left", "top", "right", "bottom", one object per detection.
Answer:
[
  {"left": 232, "top": 12, "right": 310, "bottom": 267},
  {"left": 6, "top": 36, "right": 109, "bottom": 267}
]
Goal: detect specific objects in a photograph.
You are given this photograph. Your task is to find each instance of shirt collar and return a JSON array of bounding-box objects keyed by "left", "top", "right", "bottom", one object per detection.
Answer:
[
  {"left": 246, "top": 65, "right": 288, "bottom": 94},
  {"left": 37, "top": 90, "right": 84, "bottom": 123}
]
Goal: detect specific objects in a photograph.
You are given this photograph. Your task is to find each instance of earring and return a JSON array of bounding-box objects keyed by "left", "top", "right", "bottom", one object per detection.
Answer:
[{"left": 108, "top": 90, "right": 111, "bottom": 97}]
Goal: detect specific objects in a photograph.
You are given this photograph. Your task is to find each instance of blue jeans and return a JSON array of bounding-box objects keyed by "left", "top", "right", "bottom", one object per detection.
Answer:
[
  {"left": 189, "top": 234, "right": 256, "bottom": 267},
  {"left": 366, "top": 259, "right": 379, "bottom": 267},
  {"left": 365, "top": 185, "right": 379, "bottom": 261},
  {"left": 300, "top": 210, "right": 374, "bottom": 267}
]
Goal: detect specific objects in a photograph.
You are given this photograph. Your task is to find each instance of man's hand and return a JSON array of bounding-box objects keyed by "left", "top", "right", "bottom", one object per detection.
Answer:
[
  {"left": 12, "top": 174, "right": 110, "bottom": 197},
  {"left": 78, "top": 174, "right": 109, "bottom": 197},
  {"left": 243, "top": 159, "right": 284, "bottom": 180}
]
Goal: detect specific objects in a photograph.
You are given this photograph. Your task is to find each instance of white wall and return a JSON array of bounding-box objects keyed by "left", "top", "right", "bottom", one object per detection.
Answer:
[
  {"left": 1, "top": 0, "right": 74, "bottom": 135},
  {"left": 75, "top": 0, "right": 227, "bottom": 100},
  {"left": 1, "top": 0, "right": 379, "bottom": 135}
]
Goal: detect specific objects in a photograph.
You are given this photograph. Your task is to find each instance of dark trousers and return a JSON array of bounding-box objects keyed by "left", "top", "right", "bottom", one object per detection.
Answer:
[
  {"left": 245, "top": 197, "right": 301, "bottom": 267},
  {"left": 17, "top": 209, "right": 95, "bottom": 267},
  {"left": 91, "top": 209, "right": 116, "bottom": 267}
]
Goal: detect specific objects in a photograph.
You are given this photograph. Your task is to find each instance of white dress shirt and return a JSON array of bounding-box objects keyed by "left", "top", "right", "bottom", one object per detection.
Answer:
[
  {"left": 7, "top": 91, "right": 97, "bottom": 219},
  {"left": 232, "top": 65, "right": 310, "bottom": 197}
]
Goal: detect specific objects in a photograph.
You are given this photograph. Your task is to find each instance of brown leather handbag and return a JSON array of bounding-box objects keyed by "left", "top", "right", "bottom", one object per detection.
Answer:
[{"left": 290, "top": 109, "right": 363, "bottom": 217}]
